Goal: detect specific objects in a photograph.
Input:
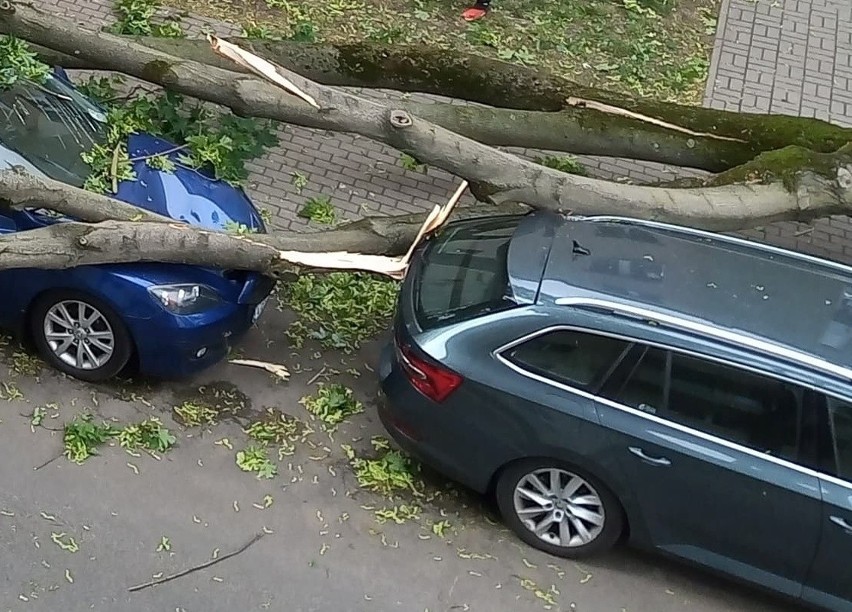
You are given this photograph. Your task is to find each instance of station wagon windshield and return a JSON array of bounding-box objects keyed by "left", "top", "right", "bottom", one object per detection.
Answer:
[{"left": 0, "top": 76, "right": 107, "bottom": 187}]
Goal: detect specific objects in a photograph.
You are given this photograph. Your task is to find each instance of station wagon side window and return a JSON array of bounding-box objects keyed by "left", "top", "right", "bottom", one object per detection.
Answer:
[
  {"left": 504, "top": 330, "right": 631, "bottom": 390},
  {"left": 825, "top": 397, "right": 852, "bottom": 480},
  {"left": 601, "top": 346, "right": 802, "bottom": 462}
]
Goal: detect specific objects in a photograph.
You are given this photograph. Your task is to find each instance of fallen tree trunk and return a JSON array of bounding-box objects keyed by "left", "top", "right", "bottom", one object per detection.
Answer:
[
  {"left": 5, "top": 3, "right": 852, "bottom": 231},
  {"left": 33, "top": 36, "right": 852, "bottom": 172}
]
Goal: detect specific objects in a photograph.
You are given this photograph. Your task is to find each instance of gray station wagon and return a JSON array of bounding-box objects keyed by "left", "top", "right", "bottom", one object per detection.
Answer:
[{"left": 378, "top": 210, "right": 852, "bottom": 611}]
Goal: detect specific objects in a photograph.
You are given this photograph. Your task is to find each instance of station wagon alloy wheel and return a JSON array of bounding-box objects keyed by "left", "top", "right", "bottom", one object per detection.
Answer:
[
  {"left": 513, "top": 468, "right": 605, "bottom": 548},
  {"left": 45, "top": 300, "right": 115, "bottom": 370}
]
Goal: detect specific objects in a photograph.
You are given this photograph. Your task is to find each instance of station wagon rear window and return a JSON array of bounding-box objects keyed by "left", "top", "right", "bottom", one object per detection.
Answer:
[{"left": 414, "top": 217, "right": 521, "bottom": 330}]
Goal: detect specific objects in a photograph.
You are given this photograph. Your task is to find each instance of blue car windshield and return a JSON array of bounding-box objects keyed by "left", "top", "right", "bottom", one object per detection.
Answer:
[{"left": 0, "top": 76, "right": 107, "bottom": 187}]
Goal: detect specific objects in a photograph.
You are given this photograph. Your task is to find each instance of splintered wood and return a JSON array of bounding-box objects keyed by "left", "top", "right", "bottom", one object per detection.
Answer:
[{"left": 210, "top": 34, "right": 468, "bottom": 280}]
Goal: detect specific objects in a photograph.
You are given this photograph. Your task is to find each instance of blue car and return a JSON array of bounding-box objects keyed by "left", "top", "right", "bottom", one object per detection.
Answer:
[{"left": 0, "top": 69, "right": 275, "bottom": 381}]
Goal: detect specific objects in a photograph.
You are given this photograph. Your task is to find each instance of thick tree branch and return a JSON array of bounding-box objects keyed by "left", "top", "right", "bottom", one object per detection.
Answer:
[
  {"left": 0, "top": 168, "right": 529, "bottom": 260},
  {"left": 33, "top": 36, "right": 852, "bottom": 172},
  {"left": 0, "top": 166, "right": 171, "bottom": 223}
]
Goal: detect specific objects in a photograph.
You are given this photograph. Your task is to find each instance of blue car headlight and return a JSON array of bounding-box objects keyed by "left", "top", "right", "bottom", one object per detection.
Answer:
[{"left": 148, "top": 284, "right": 222, "bottom": 315}]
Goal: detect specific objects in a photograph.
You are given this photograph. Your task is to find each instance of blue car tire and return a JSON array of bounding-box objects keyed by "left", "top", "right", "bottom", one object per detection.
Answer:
[{"left": 30, "top": 289, "right": 134, "bottom": 382}]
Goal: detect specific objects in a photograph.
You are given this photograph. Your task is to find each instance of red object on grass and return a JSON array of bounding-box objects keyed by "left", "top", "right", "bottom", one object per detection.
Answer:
[{"left": 462, "top": 6, "right": 488, "bottom": 21}]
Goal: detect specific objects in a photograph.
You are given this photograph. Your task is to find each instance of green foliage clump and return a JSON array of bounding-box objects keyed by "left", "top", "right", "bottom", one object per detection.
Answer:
[
  {"left": 300, "top": 384, "right": 364, "bottom": 428},
  {"left": 0, "top": 36, "right": 50, "bottom": 89},
  {"left": 537, "top": 155, "right": 588, "bottom": 176},
  {"left": 279, "top": 272, "right": 398, "bottom": 352},
  {"left": 236, "top": 445, "right": 277, "bottom": 478},
  {"left": 64, "top": 415, "right": 118, "bottom": 464},
  {"left": 297, "top": 196, "right": 337, "bottom": 225},
  {"left": 110, "top": 0, "right": 186, "bottom": 37},
  {"left": 343, "top": 437, "right": 422, "bottom": 497},
  {"left": 82, "top": 91, "right": 278, "bottom": 193}
]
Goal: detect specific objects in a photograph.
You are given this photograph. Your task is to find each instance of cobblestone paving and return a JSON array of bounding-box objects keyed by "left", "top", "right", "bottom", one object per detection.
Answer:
[{"left": 707, "top": 0, "right": 852, "bottom": 260}]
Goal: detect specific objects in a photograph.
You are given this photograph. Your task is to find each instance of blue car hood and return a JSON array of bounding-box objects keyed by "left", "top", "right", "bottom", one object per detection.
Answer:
[{"left": 116, "top": 133, "right": 265, "bottom": 232}]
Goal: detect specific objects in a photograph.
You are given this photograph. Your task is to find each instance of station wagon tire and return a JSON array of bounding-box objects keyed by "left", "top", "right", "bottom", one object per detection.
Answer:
[
  {"left": 495, "top": 459, "right": 623, "bottom": 558},
  {"left": 30, "top": 290, "right": 133, "bottom": 382}
]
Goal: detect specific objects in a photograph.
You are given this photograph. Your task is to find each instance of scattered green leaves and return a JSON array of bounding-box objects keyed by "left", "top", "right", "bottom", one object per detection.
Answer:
[
  {"left": 517, "top": 576, "right": 559, "bottom": 607},
  {"left": 65, "top": 415, "right": 177, "bottom": 462},
  {"left": 156, "top": 535, "right": 172, "bottom": 552},
  {"left": 81, "top": 142, "right": 136, "bottom": 194},
  {"left": 29, "top": 406, "right": 46, "bottom": 429},
  {"left": 699, "top": 7, "right": 717, "bottom": 35},
  {"left": 291, "top": 171, "right": 308, "bottom": 192},
  {"left": 289, "top": 21, "right": 319, "bottom": 43},
  {"left": 279, "top": 272, "right": 398, "bottom": 352},
  {"left": 50, "top": 532, "right": 80, "bottom": 553},
  {"left": 244, "top": 409, "right": 308, "bottom": 457},
  {"left": 173, "top": 400, "right": 219, "bottom": 427},
  {"left": 432, "top": 519, "right": 451, "bottom": 538},
  {"left": 197, "top": 0, "right": 716, "bottom": 102},
  {"left": 9, "top": 350, "right": 43, "bottom": 377},
  {"left": 297, "top": 195, "right": 337, "bottom": 225},
  {"left": 236, "top": 445, "right": 278, "bottom": 479},
  {"left": 0, "top": 381, "right": 23, "bottom": 401},
  {"left": 374, "top": 503, "right": 421, "bottom": 524},
  {"left": 300, "top": 384, "right": 364, "bottom": 429},
  {"left": 0, "top": 36, "right": 50, "bottom": 89},
  {"left": 245, "top": 410, "right": 301, "bottom": 444},
  {"left": 241, "top": 22, "right": 283, "bottom": 39},
  {"left": 173, "top": 383, "right": 248, "bottom": 427}
]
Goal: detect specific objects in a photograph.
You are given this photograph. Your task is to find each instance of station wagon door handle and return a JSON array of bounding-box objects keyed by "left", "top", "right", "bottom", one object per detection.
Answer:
[
  {"left": 830, "top": 516, "right": 852, "bottom": 532},
  {"left": 628, "top": 446, "right": 671, "bottom": 466}
]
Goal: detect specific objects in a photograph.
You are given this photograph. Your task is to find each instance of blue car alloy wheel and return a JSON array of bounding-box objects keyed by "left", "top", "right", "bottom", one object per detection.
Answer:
[{"left": 30, "top": 289, "right": 134, "bottom": 382}]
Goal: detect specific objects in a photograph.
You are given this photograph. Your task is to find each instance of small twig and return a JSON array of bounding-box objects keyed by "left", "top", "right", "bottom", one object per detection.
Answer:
[
  {"left": 107, "top": 85, "right": 147, "bottom": 104},
  {"left": 127, "top": 144, "right": 189, "bottom": 162},
  {"left": 34, "top": 452, "right": 64, "bottom": 471},
  {"left": 127, "top": 532, "right": 266, "bottom": 592},
  {"left": 110, "top": 142, "right": 121, "bottom": 193},
  {"left": 306, "top": 366, "right": 327, "bottom": 386},
  {"left": 794, "top": 226, "right": 815, "bottom": 237}
]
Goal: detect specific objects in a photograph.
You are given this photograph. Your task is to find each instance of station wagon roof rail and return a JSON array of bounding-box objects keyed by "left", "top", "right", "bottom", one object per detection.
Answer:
[
  {"left": 553, "top": 296, "right": 852, "bottom": 382},
  {"left": 570, "top": 215, "right": 852, "bottom": 276}
]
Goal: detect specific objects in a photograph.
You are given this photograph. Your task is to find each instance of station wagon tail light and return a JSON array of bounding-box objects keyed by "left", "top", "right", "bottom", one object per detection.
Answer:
[{"left": 397, "top": 342, "right": 462, "bottom": 402}]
